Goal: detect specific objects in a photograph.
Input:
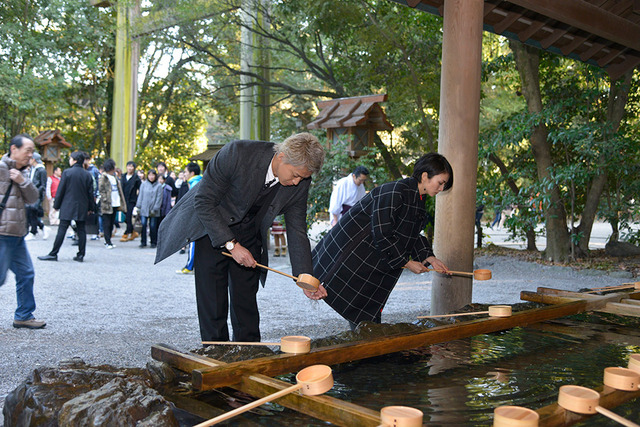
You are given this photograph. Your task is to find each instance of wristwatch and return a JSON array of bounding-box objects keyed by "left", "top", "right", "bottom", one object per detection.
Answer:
[{"left": 225, "top": 239, "right": 237, "bottom": 251}]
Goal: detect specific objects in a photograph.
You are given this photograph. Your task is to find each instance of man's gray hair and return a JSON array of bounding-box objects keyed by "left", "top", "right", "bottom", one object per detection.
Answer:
[{"left": 273, "top": 132, "right": 325, "bottom": 174}]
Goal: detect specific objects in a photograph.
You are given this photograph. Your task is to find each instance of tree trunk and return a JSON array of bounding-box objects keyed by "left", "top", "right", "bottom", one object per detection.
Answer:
[
  {"left": 575, "top": 70, "right": 633, "bottom": 251},
  {"left": 510, "top": 40, "right": 570, "bottom": 261},
  {"left": 488, "top": 153, "right": 538, "bottom": 251}
]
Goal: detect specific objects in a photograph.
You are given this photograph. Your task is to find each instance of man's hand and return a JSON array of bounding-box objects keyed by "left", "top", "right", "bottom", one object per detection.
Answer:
[
  {"left": 9, "top": 169, "right": 25, "bottom": 184},
  {"left": 230, "top": 243, "right": 257, "bottom": 268},
  {"left": 303, "top": 283, "right": 327, "bottom": 300}
]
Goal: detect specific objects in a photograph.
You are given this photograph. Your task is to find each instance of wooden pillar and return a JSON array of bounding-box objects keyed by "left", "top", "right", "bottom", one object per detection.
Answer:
[
  {"left": 430, "top": 0, "right": 483, "bottom": 315},
  {"left": 111, "top": 0, "right": 140, "bottom": 168}
]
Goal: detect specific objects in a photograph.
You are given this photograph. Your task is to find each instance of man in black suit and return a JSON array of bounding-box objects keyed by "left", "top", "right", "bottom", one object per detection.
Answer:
[
  {"left": 39, "top": 151, "right": 95, "bottom": 262},
  {"left": 155, "top": 133, "right": 327, "bottom": 342}
]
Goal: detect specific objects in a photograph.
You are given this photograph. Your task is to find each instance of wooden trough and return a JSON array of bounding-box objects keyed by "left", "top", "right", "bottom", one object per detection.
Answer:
[{"left": 153, "top": 287, "right": 640, "bottom": 426}]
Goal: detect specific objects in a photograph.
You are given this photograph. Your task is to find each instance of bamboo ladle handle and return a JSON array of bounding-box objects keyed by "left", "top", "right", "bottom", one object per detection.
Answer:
[
  {"left": 595, "top": 406, "right": 640, "bottom": 427},
  {"left": 201, "top": 341, "right": 280, "bottom": 346},
  {"left": 222, "top": 251, "right": 297, "bottom": 280},
  {"left": 194, "top": 383, "right": 303, "bottom": 426},
  {"left": 418, "top": 310, "right": 488, "bottom": 319}
]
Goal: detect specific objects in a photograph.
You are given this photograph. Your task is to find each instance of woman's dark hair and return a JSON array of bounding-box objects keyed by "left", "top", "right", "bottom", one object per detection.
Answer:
[
  {"left": 412, "top": 153, "right": 453, "bottom": 191},
  {"left": 103, "top": 158, "right": 116, "bottom": 172},
  {"left": 147, "top": 169, "right": 157, "bottom": 182},
  {"left": 70, "top": 151, "right": 85, "bottom": 164}
]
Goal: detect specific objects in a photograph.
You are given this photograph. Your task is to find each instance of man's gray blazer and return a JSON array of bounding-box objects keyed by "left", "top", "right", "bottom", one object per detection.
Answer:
[{"left": 154, "top": 140, "right": 313, "bottom": 284}]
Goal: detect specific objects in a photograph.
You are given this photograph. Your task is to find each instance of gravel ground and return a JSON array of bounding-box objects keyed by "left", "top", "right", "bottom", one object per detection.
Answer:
[{"left": 0, "top": 223, "right": 633, "bottom": 420}]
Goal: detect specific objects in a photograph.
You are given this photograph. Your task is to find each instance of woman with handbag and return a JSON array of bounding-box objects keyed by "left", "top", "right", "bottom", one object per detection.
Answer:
[{"left": 135, "top": 169, "right": 162, "bottom": 248}]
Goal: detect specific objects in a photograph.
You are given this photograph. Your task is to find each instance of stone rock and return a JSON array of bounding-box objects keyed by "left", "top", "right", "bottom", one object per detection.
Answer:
[
  {"left": 3, "top": 358, "right": 177, "bottom": 427},
  {"left": 146, "top": 360, "right": 176, "bottom": 386},
  {"left": 57, "top": 377, "right": 178, "bottom": 427},
  {"left": 605, "top": 241, "right": 640, "bottom": 257}
]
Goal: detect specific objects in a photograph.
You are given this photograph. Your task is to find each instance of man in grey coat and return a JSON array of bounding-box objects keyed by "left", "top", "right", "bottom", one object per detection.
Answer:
[
  {"left": 155, "top": 133, "right": 326, "bottom": 342},
  {"left": 0, "top": 134, "right": 46, "bottom": 329}
]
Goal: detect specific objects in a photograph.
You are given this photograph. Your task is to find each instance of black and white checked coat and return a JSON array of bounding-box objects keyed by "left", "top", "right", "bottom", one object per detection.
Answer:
[{"left": 313, "top": 177, "right": 434, "bottom": 324}]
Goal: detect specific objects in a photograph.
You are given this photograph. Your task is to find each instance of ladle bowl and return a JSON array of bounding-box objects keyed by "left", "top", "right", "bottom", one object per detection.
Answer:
[
  {"left": 628, "top": 354, "right": 640, "bottom": 374},
  {"left": 474, "top": 269, "right": 492, "bottom": 280},
  {"left": 488, "top": 305, "right": 512, "bottom": 317},
  {"left": 603, "top": 367, "right": 640, "bottom": 391},
  {"left": 380, "top": 406, "right": 424, "bottom": 427},
  {"left": 558, "top": 385, "right": 599, "bottom": 414},
  {"left": 493, "top": 405, "right": 539, "bottom": 427},
  {"left": 296, "top": 273, "right": 321, "bottom": 291},
  {"left": 295, "top": 364, "right": 334, "bottom": 395}
]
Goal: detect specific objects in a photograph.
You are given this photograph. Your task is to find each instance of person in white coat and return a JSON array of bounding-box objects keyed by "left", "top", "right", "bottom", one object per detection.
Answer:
[{"left": 329, "top": 165, "right": 369, "bottom": 227}]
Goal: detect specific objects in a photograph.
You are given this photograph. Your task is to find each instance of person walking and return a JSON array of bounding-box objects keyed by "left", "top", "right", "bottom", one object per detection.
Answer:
[
  {"left": 328, "top": 165, "right": 369, "bottom": 227},
  {"left": 38, "top": 151, "right": 95, "bottom": 262},
  {"left": 98, "top": 159, "right": 127, "bottom": 249},
  {"left": 155, "top": 133, "right": 326, "bottom": 343},
  {"left": 46, "top": 166, "right": 62, "bottom": 226},
  {"left": 313, "top": 153, "right": 453, "bottom": 329},
  {"left": 120, "top": 161, "right": 141, "bottom": 242},
  {"left": 0, "top": 134, "right": 46, "bottom": 329},
  {"left": 135, "top": 169, "right": 162, "bottom": 248},
  {"left": 24, "top": 152, "right": 49, "bottom": 240}
]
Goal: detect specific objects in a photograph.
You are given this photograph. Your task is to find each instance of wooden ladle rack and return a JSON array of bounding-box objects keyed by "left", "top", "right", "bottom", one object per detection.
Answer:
[{"left": 152, "top": 286, "right": 640, "bottom": 426}]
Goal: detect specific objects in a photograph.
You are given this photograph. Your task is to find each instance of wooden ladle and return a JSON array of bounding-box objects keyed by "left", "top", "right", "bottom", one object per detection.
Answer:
[
  {"left": 379, "top": 406, "right": 424, "bottom": 427},
  {"left": 194, "top": 364, "right": 333, "bottom": 426},
  {"left": 409, "top": 267, "right": 492, "bottom": 280},
  {"left": 201, "top": 335, "right": 311, "bottom": 354},
  {"left": 418, "top": 305, "right": 512, "bottom": 319},
  {"left": 557, "top": 385, "right": 640, "bottom": 427},
  {"left": 222, "top": 251, "right": 319, "bottom": 291},
  {"left": 585, "top": 282, "right": 640, "bottom": 293},
  {"left": 629, "top": 354, "right": 640, "bottom": 374},
  {"left": 603, "top": 367, "right": 640, "bottom": 391},
  {"left": 493, "top": 405, "right": 539, "bottom": 427}
]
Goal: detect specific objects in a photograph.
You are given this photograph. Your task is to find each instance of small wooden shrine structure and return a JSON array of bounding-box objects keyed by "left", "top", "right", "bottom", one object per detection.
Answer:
[
  {"left": 189, "top": 142, "right": 225, "bottom": 171},
  {"left": 33, "top": 129, "right": 72, "bottom": 176},
  {"left": 307, "top": 94, "right": 393, "bottom": 158}
]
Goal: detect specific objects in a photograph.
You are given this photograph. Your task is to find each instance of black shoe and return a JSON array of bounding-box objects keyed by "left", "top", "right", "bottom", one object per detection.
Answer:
[
  {"left": 73, "top": 255, "right": 84, "bottom": 262},
  {"left": 139, "top": 244, "right": 147, "bottom": 248},
  {"left": 38, "top": 254, "right": 58, "bottom": 261},
  {"left": 179, "top": 248, "right": 186, "bottom": 254},
  {"left": 71, "top": 241, "right": 79, "bottom": 246},
  {"left": 150, "top": 243, "right": 157, "bottom": 248}
]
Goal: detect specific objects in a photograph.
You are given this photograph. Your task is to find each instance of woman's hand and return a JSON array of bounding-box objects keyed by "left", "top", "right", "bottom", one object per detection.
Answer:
[
  {"left": 404, "top": 260, "right": 430, "bottom": 274},
  {"left": 425, "top": 256, "right": 450, "bottom": 275},
  {"left": 303, "top": 283, "right": 327, "bottom": 300}
]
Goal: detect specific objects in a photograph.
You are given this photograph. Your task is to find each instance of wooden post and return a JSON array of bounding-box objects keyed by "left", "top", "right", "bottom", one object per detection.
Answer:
[
  {"left": 431, "top": 0, "right": 484, "bottom": 315},
  {"left": 111, "top": 0, "right": 140, "bottom": 168}
]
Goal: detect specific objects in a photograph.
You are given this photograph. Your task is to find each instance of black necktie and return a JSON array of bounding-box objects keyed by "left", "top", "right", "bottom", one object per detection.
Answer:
[{"left": 263, "top": 178, "right": 276, "bottom": 189}]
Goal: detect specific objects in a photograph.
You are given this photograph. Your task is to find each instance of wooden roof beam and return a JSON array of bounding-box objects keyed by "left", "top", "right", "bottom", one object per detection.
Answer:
[
  {"left": 561, "top": 34, "right": 589, "bottom": 56},
  {"left": 607, "top": 53, "right": 640, "bottom": 79},
  {"left": 596, "top": 46, "right": 622, "bottom": 67},
  {"left": 518, "top": 19, "right": 547, "bottom": 42},
  {"left": 580, "top": 41, "right": 606, "bottom": 61},
  {"left": 541, "top": 28, "right": 568, "bottom": 49},
  {"left": 494, "top": 11, "right": 524, "bottom": 34},
  {"left": 505, "top": 0, "right": 640, "bottom": 51}
]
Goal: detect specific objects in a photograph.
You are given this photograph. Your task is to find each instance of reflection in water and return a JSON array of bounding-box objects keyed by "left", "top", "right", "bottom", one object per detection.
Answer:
[{"left": 201, "top": 316, "right": 640, "bottom": 426}]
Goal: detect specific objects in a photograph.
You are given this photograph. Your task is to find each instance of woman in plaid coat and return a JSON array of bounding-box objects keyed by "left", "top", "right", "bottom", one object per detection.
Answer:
[{"left": 312, "top": 153, "right": 453, "bottom": 328}]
